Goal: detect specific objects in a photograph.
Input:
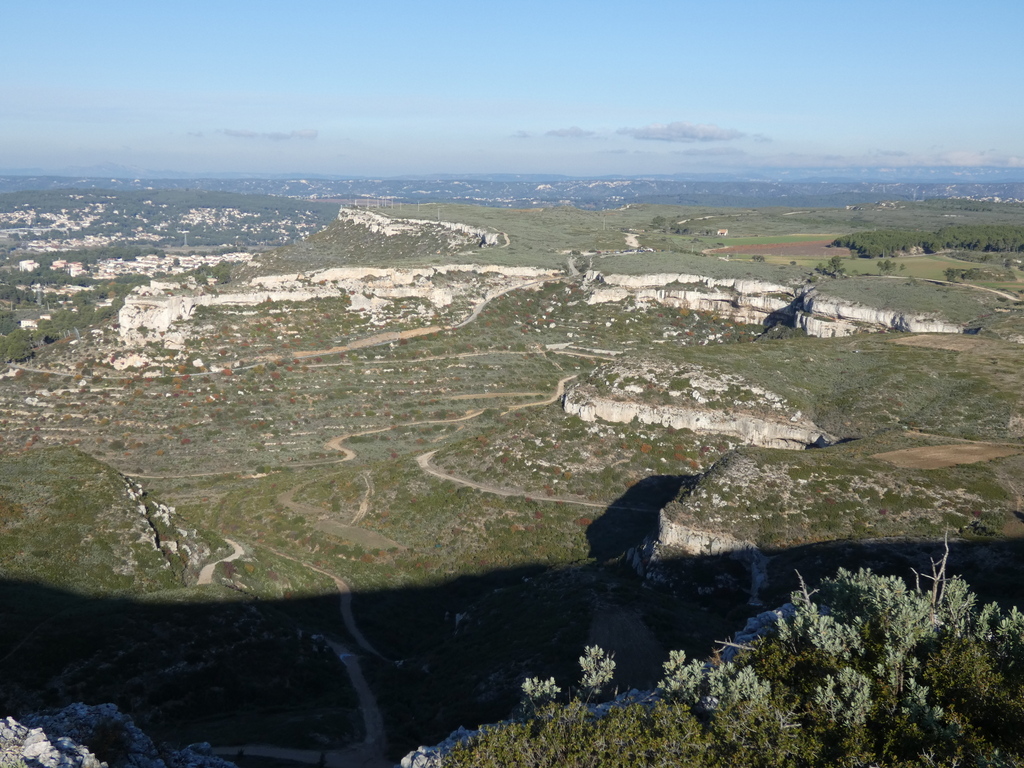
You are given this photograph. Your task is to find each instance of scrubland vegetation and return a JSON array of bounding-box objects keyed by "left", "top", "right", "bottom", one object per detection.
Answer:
[{"left": 1, "top": 196, "right": 1023, "bottom": 764}]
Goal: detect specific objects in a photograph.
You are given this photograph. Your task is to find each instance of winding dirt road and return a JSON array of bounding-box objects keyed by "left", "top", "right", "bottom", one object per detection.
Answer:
[
  {"left": 214, "top": 547, "right": 392, "bottom": 768},
  {"left": 197, "top": 538, "right": 245, "bottom": 585},
  {"left": 201, "top": 537, "right": 389, "bottom": 765},
  {"left": 415, "top": 450, "right": 605, "bottom": 509}
]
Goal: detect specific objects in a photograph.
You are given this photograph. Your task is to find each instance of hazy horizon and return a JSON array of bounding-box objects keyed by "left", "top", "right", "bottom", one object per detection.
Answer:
[{"left": 6, "top": 0, "right": 1023, "bottom": 179}]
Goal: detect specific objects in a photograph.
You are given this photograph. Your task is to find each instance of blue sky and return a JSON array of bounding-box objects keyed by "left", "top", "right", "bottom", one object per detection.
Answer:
[{"left": 4, "top": 0, "right": 1023, "bottom": 178}]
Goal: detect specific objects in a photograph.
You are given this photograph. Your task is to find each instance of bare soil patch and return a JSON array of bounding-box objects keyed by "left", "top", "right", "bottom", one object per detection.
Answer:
[
  {"left": 708, "top": 240, "right": 846, "bottom": 258},
  {"left": 873, "top": 444, "right": 1021, "bottom": 469},
  {"left": 889, "top": 335, "right": 998, "bottom": 353}
]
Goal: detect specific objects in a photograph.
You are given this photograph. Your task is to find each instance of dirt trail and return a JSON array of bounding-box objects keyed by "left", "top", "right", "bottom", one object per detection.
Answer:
[
  {"left": 266, "top": 546, "right": 387, "bottom": 660},
  {"left": 207, "top": 543, "right": 389, "bottom": 766},
  {"left": 197, "top": 538, "right": 245, "bottom": 585},
  {"left": 624, "top": 232, "right": 640, "bottom": 249},
  {"left": 919, "top": 278, "right": 1019, "bottom": 301},
  {"left": 415, "top": 450, "right": 605, "bottom": 509},
  {"left": 277, "top": 478, "right": 404, "bottom": 551},
  {"left": 450, "top": 275, "right": 565, "bottom": 330},
  {"left": 501, "top": 374, "right": 577, "bottom": 413},
  {"left": 352, "top": 472, "right": 373, "bottom": 525},
  {"left": 323, "top": 409, "right": 485, "bottom": 460},
  {"left": 236, "top": 548, "right": 391, "bottom": 766},
  {"left": 291, "top": 325, "right": 443, "bottom": 360},
  {"left": 448, "top": 390, "right": 543, "bottom": 400}
]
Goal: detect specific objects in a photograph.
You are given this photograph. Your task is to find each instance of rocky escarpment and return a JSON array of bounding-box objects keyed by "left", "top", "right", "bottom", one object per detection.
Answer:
[
  {"left": 583, "top": 271, "right": 965, "bottom": 338},
  {"left": 0, "top": 446, "right": 210, "bottom": 592},
  {"left": 586, "top": 271, "right": 795, "bottom": 328},
  {"left": 628, "top": 509, "right": 769, "bottom": 605},
  {"left": 562, "top": 362, "right": 833, "bottom": 450},
  {"left": 795, "top": 291, "right": 963, "bottom": 337},
  {"left": 655, "top": 446, "right": 995, "bottom": 555},
  {"left": 338, "top": 207, "right": 501, "bottom": 246},
  {"left": 118, "top": 264, "right": 559, "bottom": 345},
  {"left": 0, "top": 703, "right": 236, "bottom": 768}
]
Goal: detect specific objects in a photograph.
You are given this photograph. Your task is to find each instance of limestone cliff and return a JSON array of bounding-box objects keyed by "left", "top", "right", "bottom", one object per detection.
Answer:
[
  {"left": 117, "top": 264, "right": 559, "bottom": 345},
  {"left": 562, "top": 361, "right": 833, "bottom": 450},
  {"left": 337, "top": 207, "right": 499, "bottom": 246},
  {"left": 796, "top": 291, "right": 963, "bottom": 337},
  {"left": 582, "top": 271, "right": 965, "bottom": 338}
]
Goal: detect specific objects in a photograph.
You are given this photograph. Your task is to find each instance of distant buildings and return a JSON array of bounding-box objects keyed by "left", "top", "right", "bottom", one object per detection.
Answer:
[{"left": 17, "top": 259, "right": 39, "bottom": 272}]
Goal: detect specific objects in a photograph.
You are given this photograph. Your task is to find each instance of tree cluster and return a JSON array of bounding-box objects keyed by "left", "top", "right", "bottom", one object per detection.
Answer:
[{"left": 834, "top": 225, "right": 1024, "bottom": 258}]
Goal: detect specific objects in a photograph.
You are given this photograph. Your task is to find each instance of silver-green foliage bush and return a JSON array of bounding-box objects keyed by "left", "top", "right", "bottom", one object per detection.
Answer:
[{"left": 446, "top": 564, "right": 1024, "bottom": 767}]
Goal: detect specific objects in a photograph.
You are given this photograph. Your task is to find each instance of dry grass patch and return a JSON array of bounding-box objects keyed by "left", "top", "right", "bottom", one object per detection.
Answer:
[
  {"left": 873, "top": 444, "right": 1022, "bottom": 469},
  {"left": 889, "top": 334, "right": 998, "bottom": 353}
]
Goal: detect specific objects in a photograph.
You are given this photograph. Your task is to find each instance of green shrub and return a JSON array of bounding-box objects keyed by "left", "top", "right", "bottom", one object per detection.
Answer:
[{"left": 441, "top": 565, "right": 1024, "bottom": 767}]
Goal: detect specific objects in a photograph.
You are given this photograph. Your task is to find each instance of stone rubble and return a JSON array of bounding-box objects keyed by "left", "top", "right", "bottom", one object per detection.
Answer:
[{"left": 0, "top": 703, "right": 237, "bottom": 768}]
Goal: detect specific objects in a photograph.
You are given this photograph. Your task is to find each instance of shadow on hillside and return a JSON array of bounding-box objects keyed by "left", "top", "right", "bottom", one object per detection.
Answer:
[
  {"left": 585, "top": 473, "right": 692, "bottom": 562},
  {"left": 7, "top": 536, "right": 1024, "bottom": 761}
]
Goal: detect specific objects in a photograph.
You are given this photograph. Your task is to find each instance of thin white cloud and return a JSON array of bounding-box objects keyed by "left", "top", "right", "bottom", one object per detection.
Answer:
[
  {"left": 618, "top": 121, "right": 744, "bottom": 142},
  {"left": 675, "top": 147, "right": 747, "bottom": 157},
  {"left": 545, "top": 126, "right": 595, "bottom": 138},
  {"left": 931, "top": 149, "right": 1024, "bottom": 167},
  {"left": 221, "top": 128, "right": 318, "bottom": 140},
  {"left": 511, "top": 130, "right": 531, "bottom": 139},
  {"left": 740, "top": 148, "right": 1024, "bottom": 169}
]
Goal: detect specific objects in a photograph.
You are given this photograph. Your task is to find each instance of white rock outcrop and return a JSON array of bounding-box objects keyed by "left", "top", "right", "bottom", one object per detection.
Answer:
[
  {"left": 337, "top": 207, "right": 501, "bottom": 246},
  {"left": 588, "top": 271, "right": 793, "bottom": 295},
  {"left": 118, "top": 264, "right": 560, "bottom": 343},
  {"left": 582, "top": 270, "right": 965, "bottom": 338},
  {"left": 656, "top": 520, "right": 756, "bottom": 556},
  {"left": 798, "top": 292, "right": 963, "bottom": 336},
  {"left": 562, "top": 389, "right": 831, "bottom": 450},
  {"left": 2, "top": 703, "right": 236, "bottom": 768}
]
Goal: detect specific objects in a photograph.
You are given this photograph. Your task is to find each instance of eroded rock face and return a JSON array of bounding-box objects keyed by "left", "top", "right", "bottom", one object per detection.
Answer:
[
  {"left": 582, "top": 271, "right": 964, "bottom": 338},
  {"left": 656, "top": 519, "right": 756, "bottom": 556},
  {"left": 337, "top": 207, "right": 499, "bottom": 246},
  {"left": 798, "top": 292, "right": 963, "bottom": 336},
  {"left": 563, "top": 362, "right": 832, "bottom": 450},
  {"left": 2, "top": 703, "right": 236, "bottom": 768},
  {"left": 589, "top": 272, "right": 793, "bottom": 296},
  {"left": 564, "top": 390, "right": 830, "bottom": 449},
  {"left": 118, "top": 264, "right": 559, "bottom": 344}
]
